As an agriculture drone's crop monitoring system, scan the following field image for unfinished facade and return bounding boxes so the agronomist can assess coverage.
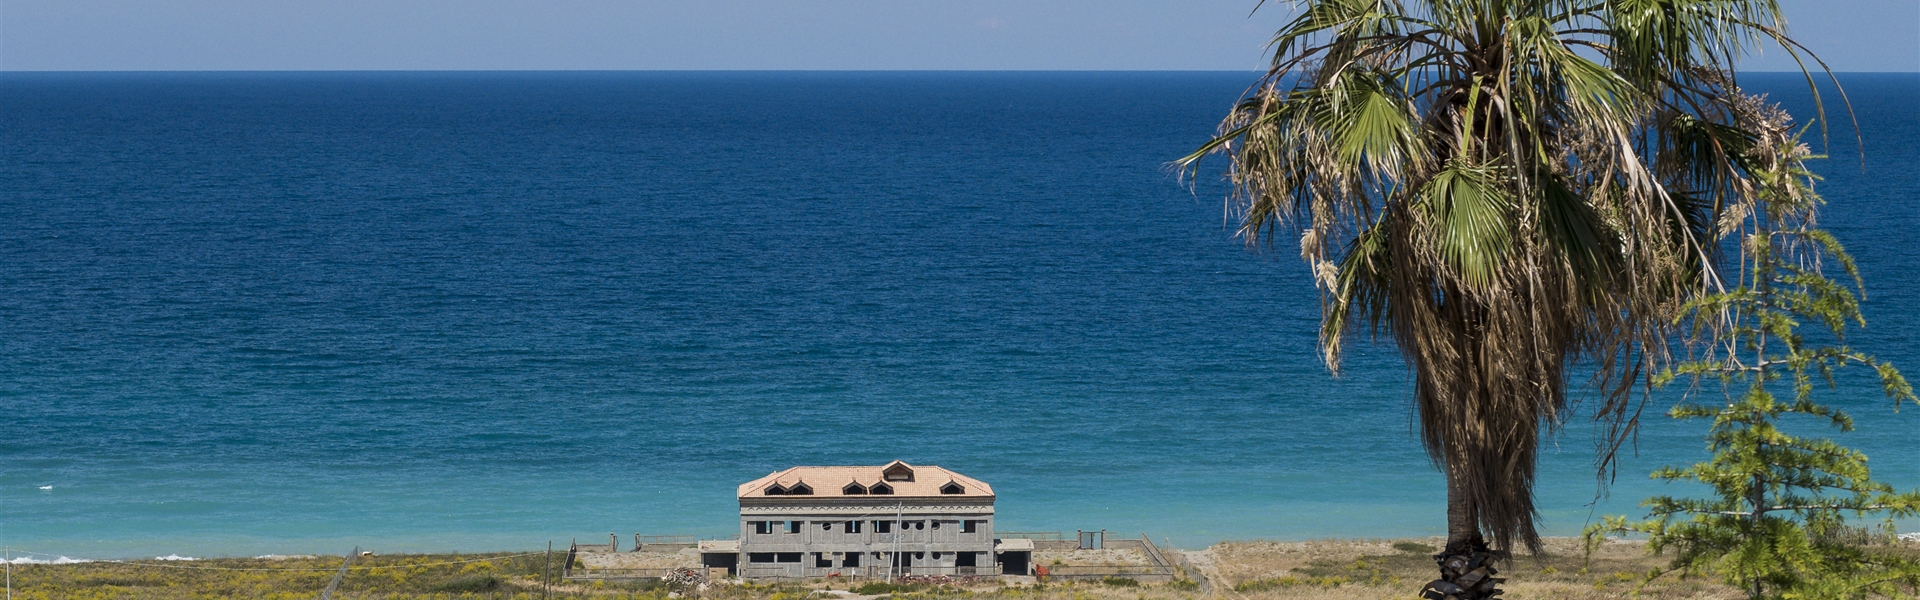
[722,461,1013,579]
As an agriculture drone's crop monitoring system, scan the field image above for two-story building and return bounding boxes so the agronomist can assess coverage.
[723,461,1006,579]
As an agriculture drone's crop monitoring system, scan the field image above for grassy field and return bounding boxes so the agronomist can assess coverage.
[0,551,608,600]
[1200,537,1738,599]
[10,537,1917,599]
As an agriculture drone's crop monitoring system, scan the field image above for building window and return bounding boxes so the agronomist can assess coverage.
[957,552,977,568]
[915,521,925,530]
[940,482,965,494]
[842,483,867,495]
[870,483,893,495]
[875,521,891,533]
[932,552,942,559]
[776,553,802,563]
[846,521,862,533]
[883,463,915,482]
[815,553,833,568]
[844,553,862,567]
[754,521,775,535]
[931,521,941,530]
[787,521,802,534]
[764,484,786,495]
[748,553,775,563]
[821,522,832,531]
[789,482,813,495]
[962,520,979,534]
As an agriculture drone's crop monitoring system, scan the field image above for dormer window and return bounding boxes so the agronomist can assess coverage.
[764,484,788,496]
[870,482,894,495]
[940,482,965,494]
[882,461,915,482]
[842,483,867,495]
[788,482,813,495]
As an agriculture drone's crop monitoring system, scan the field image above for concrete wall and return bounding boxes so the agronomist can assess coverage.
[1104,539,1145,552]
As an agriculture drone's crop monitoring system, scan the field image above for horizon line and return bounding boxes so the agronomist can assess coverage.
[5,68,1915,74]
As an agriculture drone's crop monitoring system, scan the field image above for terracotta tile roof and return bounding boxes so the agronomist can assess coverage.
[737,460,994,499]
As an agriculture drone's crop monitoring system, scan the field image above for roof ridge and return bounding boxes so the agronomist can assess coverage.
[738,464,992,499]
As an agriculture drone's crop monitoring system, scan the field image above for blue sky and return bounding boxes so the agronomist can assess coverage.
[2,0,1914,72]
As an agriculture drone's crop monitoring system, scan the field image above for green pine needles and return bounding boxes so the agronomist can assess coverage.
[1586,95,1920,599]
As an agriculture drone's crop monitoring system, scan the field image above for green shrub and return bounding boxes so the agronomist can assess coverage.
[1165,578,1199,590]
[1233,576,1300,591]
[77,576,166,588]
[852,581,926,595]
[1099,577,1139,587]
[431,573,502,592]
[1390,542,1434,555]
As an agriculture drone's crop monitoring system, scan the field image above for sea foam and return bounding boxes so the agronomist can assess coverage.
[4,556,91,565]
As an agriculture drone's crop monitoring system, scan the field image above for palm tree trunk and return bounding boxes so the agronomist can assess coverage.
[1422,465,1503,600]
[1445,466,1478,549]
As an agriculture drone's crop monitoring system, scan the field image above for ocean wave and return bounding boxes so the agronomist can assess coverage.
[4,556,91,565]
[152,554,198,561]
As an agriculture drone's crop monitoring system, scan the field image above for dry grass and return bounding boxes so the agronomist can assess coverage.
[1198,537,1741,599]
[23,536,1919,599]
[0,551,636,599]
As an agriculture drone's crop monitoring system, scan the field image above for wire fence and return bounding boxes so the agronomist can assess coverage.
[1156,544,1214,597]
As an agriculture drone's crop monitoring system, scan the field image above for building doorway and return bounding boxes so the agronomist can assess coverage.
[997,551,1028,575]
[701,551,738,576]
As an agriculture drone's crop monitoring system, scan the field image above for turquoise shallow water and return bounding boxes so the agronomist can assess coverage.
[2,72,1916,559]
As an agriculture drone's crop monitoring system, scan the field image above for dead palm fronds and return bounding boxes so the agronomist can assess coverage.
[1177,2,1840,592]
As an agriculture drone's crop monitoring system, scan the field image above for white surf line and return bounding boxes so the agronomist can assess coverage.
[1,549,547,571]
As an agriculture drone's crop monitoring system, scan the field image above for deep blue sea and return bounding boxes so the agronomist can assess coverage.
[3,71,1916,559]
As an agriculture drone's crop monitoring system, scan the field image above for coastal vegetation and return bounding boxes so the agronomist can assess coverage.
[1210,538,1755,598]
[24,538,1920,599]
[1179,0,1841,597]
[1586,93,1920,598]
[0,551,604,600]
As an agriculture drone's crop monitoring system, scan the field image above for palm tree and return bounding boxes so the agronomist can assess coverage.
[1178,1,1833,597]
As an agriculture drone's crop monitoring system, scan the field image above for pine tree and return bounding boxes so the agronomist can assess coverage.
[1586,94,1920,599]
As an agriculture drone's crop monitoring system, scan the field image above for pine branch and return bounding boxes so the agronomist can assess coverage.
[1589,94,1920,600]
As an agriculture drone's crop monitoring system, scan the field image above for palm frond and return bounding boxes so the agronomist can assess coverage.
[1179,0,1838,556]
